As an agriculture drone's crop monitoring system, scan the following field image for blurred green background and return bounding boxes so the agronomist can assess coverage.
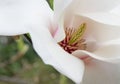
[0,0,74,84]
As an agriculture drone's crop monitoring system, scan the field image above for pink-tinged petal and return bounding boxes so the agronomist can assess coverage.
[0,0,53,35]
[81,59,120,84]
[53,17,66,42]
[53,0,74,42]
[73,39,120,63]
[29,27,84,83]
[54,0,73,42]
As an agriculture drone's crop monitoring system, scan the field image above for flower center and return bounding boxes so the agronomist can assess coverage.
[58,23,87,54]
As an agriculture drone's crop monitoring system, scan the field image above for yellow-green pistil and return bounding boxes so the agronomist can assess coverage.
[59,23,87,54]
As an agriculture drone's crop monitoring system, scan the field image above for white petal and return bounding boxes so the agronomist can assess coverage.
[54,0,72,21]
[68,0,120,13]
[73,38,120,63]
[53,0,73,42]
[0,0,53,35]
[80,12,120,26]
[81,59,120,84]
[93,39,120,62]
[111,5,120,16]
[29,27,84,83]
[68,14,120,43]
[63,0,120,27]
[63,14,120,62]
[55,0,120,43]
[53,16,66,42]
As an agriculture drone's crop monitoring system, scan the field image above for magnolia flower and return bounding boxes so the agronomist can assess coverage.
[0,0,120,84]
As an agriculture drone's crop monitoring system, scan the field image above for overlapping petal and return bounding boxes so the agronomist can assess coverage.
[54,1,120,83]
[63,0,120,28]
[29,27,84,83]
[68,13,120,63]
[53,0,74,42]
[54,0,120,43]
[80,15,120,42]
[55,0,120,17]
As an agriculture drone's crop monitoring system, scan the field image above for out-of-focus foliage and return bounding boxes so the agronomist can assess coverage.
[0,36,61,84]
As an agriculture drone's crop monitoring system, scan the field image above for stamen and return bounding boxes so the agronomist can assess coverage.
[68,23,86,45]
[58,23,87,54]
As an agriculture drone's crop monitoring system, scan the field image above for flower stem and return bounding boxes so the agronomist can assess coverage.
[59,74,68,84]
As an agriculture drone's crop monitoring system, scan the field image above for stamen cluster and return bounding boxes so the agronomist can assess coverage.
[58,23,87,54]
